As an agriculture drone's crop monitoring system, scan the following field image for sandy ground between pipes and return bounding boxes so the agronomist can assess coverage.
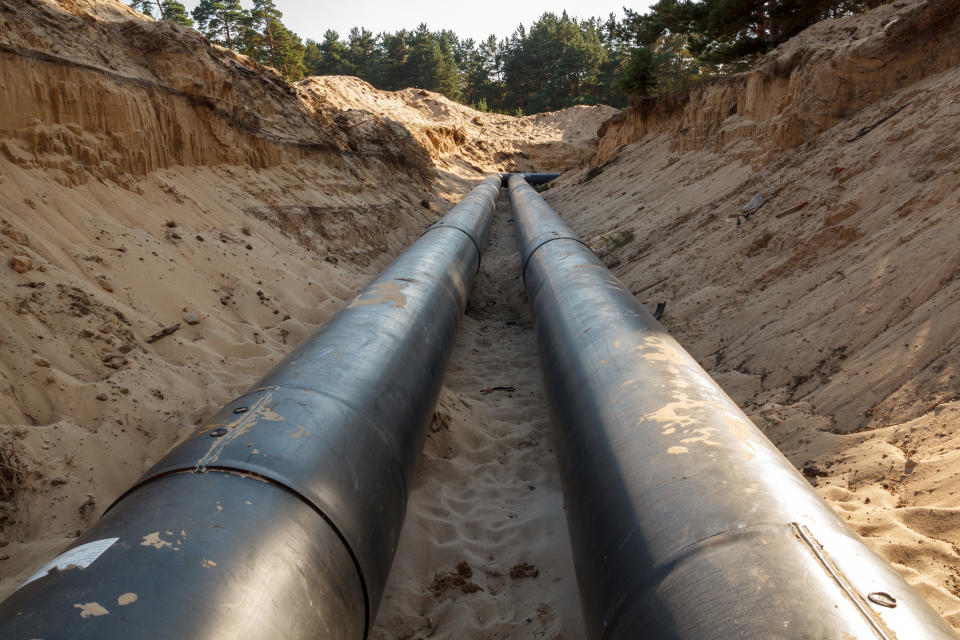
[371,192,585,638]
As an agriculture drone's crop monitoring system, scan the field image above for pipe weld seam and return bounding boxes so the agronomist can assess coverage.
[420,223,484,273]
[793,522,892,640]
[596,522,848,638]
[521,235,592,279]
[104,465,374,638]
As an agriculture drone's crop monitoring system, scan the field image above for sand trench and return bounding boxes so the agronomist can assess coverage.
[370,191,585,638]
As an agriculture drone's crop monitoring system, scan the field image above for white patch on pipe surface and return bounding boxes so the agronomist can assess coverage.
[20,538,119,588]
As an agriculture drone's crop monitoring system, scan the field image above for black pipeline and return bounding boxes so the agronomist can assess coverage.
[0,176,501,639]
[508,174,956,639]
[500,172,560,185]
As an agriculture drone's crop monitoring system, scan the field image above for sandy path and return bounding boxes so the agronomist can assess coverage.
[370,192,585,638]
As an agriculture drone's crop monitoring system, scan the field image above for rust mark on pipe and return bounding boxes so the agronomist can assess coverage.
[348,280,409,309]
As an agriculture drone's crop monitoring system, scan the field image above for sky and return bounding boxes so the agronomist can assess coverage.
[177,1,653,44]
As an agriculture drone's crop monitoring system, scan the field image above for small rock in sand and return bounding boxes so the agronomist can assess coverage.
[10,253,32,273]
[97,277,113,292]
[50,475,68,486]
[742,191,766,213]
[34,356,50,367]
[146,323,181,343]
[509,563,539,579]
[184,313,200,325]
[101,355,128,369]
[1,225,29,246]
[96,393,108,401]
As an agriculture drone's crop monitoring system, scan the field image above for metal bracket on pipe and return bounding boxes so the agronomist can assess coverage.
[421,223,484,272]
[420,176,501,274]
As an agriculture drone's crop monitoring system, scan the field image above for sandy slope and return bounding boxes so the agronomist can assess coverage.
[303,76,616,181]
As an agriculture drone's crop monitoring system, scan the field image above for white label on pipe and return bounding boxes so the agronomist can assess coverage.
[20,538,119,588]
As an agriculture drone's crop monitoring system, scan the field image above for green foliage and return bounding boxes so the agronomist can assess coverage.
[401,24,461,99]
[241,0,306,80]
[617,0,890,96]
[593,229,635,256]
[617,47,655,97]
[127,0,154,18]
[304,31,349,76]
[161,1,193,27]
[192,0,246,49]
[500,12,611,113]
[127,1,193,27]
[301,11,631,113]
[137,1,889,110]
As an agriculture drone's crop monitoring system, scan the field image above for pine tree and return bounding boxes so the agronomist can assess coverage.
[127,0,153,17]
[241,0,306,80]
[617,46,656,97]
[346,28,378,81]
[192,0,247,50]
[623,0,890,70]
[379,30,410,88]
[127,0,192,27]
[160,1,193,27]
[305,31,351,76]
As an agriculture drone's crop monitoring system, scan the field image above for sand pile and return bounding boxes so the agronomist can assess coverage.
[0,0,614,617]
[300,75,616,198]
[544,0,960,628]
